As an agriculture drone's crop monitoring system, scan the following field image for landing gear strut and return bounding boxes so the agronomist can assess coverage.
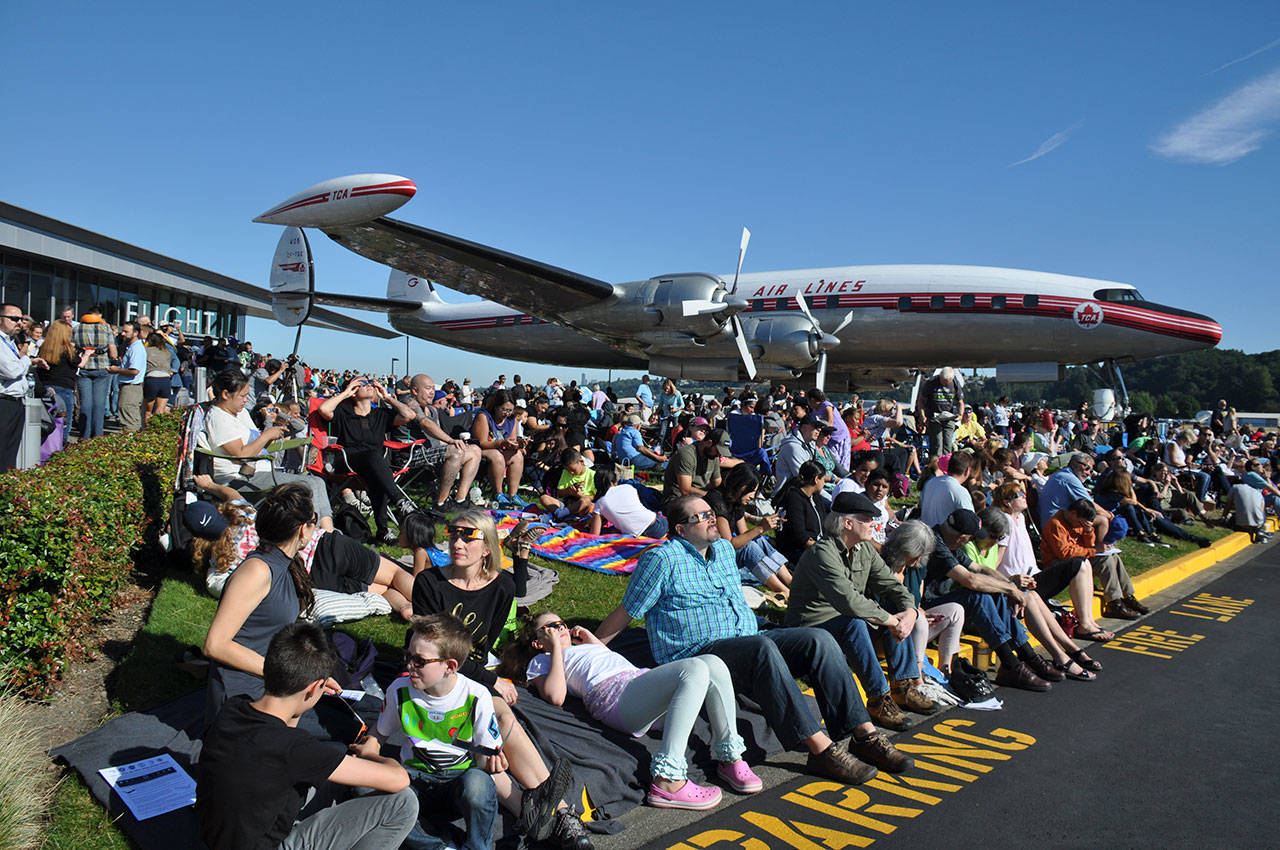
[1101,359,1130,419]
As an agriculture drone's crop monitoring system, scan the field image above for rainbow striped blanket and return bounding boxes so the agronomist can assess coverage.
[494,512,661,575]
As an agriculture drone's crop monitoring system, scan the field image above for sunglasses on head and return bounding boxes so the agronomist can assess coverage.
[447,525,485,541]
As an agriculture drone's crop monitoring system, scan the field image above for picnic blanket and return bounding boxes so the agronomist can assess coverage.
[494,511,662,575]
[49,630,815,850]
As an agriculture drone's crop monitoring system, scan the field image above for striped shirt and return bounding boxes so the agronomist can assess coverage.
[622,537,757,665]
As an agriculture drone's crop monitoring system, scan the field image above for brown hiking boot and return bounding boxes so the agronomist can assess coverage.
[891,679,939,715]
[806,742,878,785]
[993,660,1052,692]
[849,731,914,774]
[865,693,910,731]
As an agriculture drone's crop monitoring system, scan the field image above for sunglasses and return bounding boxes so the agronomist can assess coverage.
[404,654,447,669]
[682,509,716,525]
[539,620,568,632]
[447,525,485,541]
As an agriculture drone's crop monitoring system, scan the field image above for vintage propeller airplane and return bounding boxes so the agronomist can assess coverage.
[255,174,1221,396]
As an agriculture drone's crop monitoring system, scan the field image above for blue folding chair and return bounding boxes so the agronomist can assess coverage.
[727,413,773,478]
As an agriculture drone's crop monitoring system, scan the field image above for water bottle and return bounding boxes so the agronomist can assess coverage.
[469,485,483,505]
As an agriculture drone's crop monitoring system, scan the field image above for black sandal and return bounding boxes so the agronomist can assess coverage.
[1068,648,1103,672]
[1055,660,1096,681]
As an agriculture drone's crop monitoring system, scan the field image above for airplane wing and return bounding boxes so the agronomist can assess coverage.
[310,292,423,313]
[321,217,619,318]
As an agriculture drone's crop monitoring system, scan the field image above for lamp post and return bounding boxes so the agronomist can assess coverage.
[391,357,399,381]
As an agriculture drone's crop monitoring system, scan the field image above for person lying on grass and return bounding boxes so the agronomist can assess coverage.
[190,474,414,621]
[504,610,762,811]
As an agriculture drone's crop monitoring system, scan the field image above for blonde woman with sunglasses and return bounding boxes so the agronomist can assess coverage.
[408,509,594,847]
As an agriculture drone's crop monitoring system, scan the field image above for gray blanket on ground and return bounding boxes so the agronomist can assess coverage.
[49,629,817,850]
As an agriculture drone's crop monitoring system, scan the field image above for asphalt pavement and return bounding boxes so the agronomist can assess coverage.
[597,539,1279,850]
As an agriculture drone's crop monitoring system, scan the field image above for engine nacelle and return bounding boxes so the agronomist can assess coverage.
[645,273,730,339]
[747,316,819,369]
[648,356,740,381]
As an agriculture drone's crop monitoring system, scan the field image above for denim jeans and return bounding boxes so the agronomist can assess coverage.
[816,615,918,697]
[76,370,111,438]
[402,767,496,850]
[51,387,76,443]
[107,372,120,417]
[736,535,788,584]
[705,626,870,750]
[923,587,1029,648]
[617,655,745,781]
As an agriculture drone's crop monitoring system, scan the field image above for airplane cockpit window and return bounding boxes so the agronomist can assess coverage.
[991,295,1006,309]
[1093,288,1143,302]
[1023,294,1039,308]
[930,295,945,309]
[960,293,975,308]
[898,296,912,311]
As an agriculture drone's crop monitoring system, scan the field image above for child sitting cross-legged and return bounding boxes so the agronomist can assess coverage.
[371,614,574,850]
[196,622,417,850]
[505,611,763,810]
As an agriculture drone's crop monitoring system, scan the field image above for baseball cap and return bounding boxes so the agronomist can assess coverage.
[690,416,710,427]
[625,413,644,426]
[184,501,228,540]
[709,428,733,457]
[943,509,980,536]
[798,414,824,429]
[831,491,879,516]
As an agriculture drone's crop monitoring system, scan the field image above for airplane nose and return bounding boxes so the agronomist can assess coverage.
[1136,301,1222,346]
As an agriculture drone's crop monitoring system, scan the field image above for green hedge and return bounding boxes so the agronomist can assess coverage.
[0,414,182,697]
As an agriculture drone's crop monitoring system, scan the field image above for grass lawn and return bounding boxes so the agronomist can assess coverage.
[42,507,1233,848]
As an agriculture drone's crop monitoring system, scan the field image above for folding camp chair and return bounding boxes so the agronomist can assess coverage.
[727,412,774,478]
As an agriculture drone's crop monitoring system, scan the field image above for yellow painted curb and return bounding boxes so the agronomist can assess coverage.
[1130,532,1253,598]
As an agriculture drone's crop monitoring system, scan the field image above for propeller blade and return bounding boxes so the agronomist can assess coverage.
[815,351,827,392]
[681,299,728,318]
[794,293,818,328]
[830,310,854,336]
[730,227,751,295]
[731,315,757,380]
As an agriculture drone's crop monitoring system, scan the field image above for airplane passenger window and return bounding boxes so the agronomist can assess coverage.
[991,295,1006,309]
[1023,294,1039,308]
[960,293,975,308]
[898,296,912,311]
[930,295,945,309]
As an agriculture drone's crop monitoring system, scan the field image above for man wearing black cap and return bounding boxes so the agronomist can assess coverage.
[787,492,938,730]
[773,415,823,497]
[921,509,1059,691]
[661,427,731,502]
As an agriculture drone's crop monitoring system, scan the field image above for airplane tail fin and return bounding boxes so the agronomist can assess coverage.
[269,227,313,326]
[388,269,442,304]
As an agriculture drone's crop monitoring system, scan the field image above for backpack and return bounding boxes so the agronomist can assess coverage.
[329,631,378,691]
[891,472,911,499]
[333,503,371,543]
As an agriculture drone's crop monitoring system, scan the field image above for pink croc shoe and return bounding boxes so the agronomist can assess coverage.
[717,760,763,794]
[647,780,723,810]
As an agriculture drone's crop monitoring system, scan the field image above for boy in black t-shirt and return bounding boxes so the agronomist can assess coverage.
[197,623,417,850]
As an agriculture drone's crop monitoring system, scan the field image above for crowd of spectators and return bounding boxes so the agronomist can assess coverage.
[17,319,1278,849]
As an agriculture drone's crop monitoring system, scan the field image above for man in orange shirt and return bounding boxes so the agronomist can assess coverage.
[1042,499,1148,621]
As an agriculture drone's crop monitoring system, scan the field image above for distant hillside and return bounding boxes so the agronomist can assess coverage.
[958,349,1280,417]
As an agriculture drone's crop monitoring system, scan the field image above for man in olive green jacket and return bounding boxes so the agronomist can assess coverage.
[787,491,937,729]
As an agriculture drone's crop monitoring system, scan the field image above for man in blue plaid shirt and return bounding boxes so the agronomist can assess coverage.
[597,495,912,786]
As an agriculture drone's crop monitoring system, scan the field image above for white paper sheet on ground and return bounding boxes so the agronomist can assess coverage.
[98,754,196,821]
[962,696,1004,710]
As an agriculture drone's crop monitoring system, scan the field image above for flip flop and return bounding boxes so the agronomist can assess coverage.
[1073,626,1116,643]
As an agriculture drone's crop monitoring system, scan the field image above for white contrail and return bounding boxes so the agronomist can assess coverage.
[1209,37,1280,74]
[1009,120,1085,167]
[1152,67,1280,164]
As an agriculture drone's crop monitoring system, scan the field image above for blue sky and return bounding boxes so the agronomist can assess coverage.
[3,2,1278,383]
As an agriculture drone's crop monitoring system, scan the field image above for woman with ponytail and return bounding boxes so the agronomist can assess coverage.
[203,483,338,723]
